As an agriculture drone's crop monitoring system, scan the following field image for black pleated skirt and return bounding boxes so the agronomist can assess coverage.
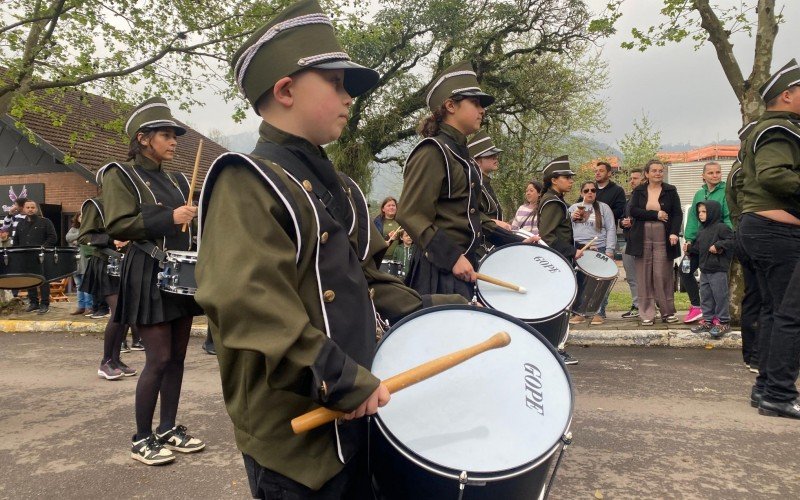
[80,255,120,298]
[114,245,203,326]
[404,251,474,300]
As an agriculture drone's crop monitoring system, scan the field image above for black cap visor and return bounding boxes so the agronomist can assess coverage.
[455,89,495,108]
[141,120,187,136]
[313,60,380,97]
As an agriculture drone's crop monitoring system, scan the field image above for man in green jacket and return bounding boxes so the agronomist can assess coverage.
[681,161,732,323]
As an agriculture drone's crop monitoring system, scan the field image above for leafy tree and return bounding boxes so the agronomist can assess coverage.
[326,0,619,191]
[621,0,784,123]
[0,0,291,135]
[617,112,662,174]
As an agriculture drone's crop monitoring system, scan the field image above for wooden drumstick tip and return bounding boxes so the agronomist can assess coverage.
[491,331,512,347]
[517,286,527,294]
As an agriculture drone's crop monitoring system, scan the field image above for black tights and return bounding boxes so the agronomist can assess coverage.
[134,316,193,439]
[101,294,127,364]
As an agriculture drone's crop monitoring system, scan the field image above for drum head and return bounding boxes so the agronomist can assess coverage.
[0,275,44,290]
[477,243,576,322]
[373,305,573,478]
[576,250,618,279]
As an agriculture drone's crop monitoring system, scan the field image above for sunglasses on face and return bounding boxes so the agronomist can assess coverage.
[582,188,596,193]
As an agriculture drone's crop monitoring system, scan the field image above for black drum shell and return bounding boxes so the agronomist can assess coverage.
[0,247,77,289]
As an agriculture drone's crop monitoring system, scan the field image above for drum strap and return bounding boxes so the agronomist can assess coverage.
[133,241,167,264]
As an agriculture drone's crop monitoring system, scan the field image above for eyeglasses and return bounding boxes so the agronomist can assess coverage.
[582,188,596,193]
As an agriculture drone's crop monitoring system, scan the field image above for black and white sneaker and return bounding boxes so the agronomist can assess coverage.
[559,350,579,366]
[120,342,131,353]
[130,341,145,351]
[621,306,639,319]
[156,425,205,453]
[131,434,175,465]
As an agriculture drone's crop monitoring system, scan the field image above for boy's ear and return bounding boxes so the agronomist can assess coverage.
[272,76,295,108]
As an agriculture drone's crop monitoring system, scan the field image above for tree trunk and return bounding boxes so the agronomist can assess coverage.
[0,0,47,116]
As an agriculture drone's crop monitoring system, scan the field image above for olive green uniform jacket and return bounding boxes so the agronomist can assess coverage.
[78,199,114,258]
[726,159,744,230]
[538,188,576,260]
[195,122,465,490]
[480,174,503,221]
[397,123,518,271]
[740,111,800,217]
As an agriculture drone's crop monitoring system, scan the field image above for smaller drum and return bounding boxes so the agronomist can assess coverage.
[476,243,577,323]
[379,259,403,278]
[157,251,197,295]
[107,254,123,277]
[571,250,619,316]
[0,247,46,289]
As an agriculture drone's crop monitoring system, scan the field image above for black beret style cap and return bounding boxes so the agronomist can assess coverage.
[124,96,186,139]
[426,61,495,112]
[542,155,574,178]
[468,130,503,158]
[232,0,379,110]
[760,58,800,103]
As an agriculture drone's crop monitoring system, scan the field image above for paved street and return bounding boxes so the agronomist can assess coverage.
[0,332,798,499]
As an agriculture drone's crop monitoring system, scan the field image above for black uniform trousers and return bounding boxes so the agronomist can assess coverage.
[27,283,50,306]
[738,213,800,403]
[735,239,763,367]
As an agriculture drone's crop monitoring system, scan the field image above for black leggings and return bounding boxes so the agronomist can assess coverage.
[134,316,193,439]
[101,294,128,364]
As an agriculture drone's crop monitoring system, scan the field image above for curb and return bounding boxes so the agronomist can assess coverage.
[0,320,208,336]
[1,320,743,348]
[570,328,742,348]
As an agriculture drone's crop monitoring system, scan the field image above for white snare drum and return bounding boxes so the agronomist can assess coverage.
[157,250,197,295]
[476,243,577,322]
[572,250,619,316]
[369,305,573,499]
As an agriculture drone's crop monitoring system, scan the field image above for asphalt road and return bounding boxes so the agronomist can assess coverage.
[0,333,798,499]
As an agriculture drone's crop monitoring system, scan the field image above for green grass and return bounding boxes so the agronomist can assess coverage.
[606,291,691,312]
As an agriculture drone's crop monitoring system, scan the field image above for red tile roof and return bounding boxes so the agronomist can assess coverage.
[657,144,740,163]
[3,81,226,183]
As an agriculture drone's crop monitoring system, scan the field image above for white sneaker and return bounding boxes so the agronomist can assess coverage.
[131,434,175,465]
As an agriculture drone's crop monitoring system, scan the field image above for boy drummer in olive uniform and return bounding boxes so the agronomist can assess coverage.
[195,0,465,496]
[737,58,800,419]
[469,130,512,258]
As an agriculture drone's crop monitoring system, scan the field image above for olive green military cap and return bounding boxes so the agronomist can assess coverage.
[124,96,186,139]
[542,155,574,178]
[232,0,379,110]
[426,61,495,112]
[760,58,800,103]
[468,130,503,158]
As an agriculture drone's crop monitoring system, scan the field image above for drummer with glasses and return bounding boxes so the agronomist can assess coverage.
[568,181,617,326]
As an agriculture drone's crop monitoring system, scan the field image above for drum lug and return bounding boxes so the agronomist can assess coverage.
[3,251,7,266]
[457,471,468,499]
[38,248,45,264]
[54,251,59,264]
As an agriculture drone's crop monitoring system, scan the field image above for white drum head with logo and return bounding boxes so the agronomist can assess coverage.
[477,243,576,322]
[576,250,618,279]
[373,306,573,477]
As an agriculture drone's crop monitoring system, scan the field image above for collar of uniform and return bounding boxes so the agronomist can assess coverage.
[439,123,467,147]
[546,187,565,200]
[258,121,326,159]
[761,110,800,121]
[135,154,162,171]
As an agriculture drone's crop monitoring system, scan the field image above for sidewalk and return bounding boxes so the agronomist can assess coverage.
[0,295,742,348]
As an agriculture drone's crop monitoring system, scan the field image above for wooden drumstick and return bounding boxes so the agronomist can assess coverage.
[291,331,512,434]
[476,272,527,294]
[579,236,597,252]
[181,139,203,233]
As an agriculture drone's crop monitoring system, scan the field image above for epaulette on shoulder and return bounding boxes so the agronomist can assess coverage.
[752,121,800,154]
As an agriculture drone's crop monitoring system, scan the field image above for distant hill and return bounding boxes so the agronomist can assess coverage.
[225,131,259,153]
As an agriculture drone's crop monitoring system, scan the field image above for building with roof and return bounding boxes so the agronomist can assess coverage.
[0,86,226,242]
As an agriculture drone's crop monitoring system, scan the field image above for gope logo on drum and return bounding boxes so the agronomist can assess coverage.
[532,256,561,274]
[524,363,544,415]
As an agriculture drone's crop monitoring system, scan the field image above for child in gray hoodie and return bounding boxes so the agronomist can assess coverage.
[689,200,735,338]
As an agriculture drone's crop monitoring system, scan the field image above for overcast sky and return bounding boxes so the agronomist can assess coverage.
[173,1,800,149]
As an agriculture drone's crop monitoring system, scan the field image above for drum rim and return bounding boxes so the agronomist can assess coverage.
[372,304,575,480]
[575,250,618,280]
[166,251,197,263]
[1,246,77,252]
[476,242,578,322]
